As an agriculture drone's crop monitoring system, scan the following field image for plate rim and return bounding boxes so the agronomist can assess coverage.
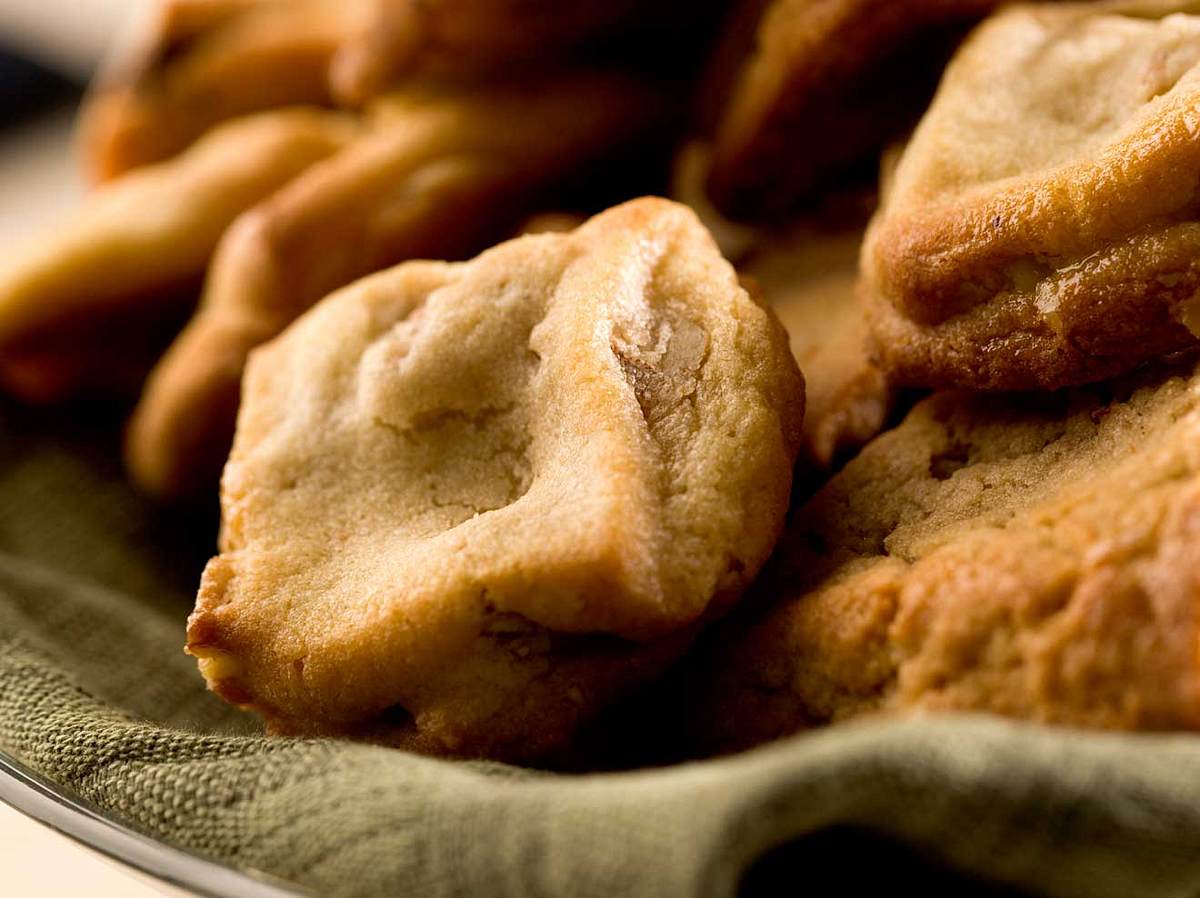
[0,748,308,898]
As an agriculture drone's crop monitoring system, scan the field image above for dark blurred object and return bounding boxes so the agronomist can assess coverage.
[0,44,80,129]
[741,826,1037,898]
[705,0,1003,222]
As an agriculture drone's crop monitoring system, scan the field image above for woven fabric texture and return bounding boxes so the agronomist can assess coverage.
[1,403,1199,898]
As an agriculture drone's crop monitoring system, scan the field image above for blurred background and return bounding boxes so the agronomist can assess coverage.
[1,0,129,81]
[0,0,133,243]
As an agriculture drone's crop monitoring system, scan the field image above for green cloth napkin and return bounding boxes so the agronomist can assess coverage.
[2,400,1200,898]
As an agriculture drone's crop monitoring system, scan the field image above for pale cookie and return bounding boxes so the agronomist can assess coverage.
[692,355,1200,754]
[669,138,889,469]
[186,197,805,762]
[81,0,355,181]
[865,1,1200,391]
[0,108,356,403]
[126,73,665,500]
[706,0,1007,220]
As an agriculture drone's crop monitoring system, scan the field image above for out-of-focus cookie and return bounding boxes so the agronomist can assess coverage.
[706,0,1005,220]
[670,141,762,263]
[741,227,892,470]
[329,0,646,105]
[865,1,1200,391]
[185,197,804,762]
[80,0,355,181]
[0,109,356,403]
[692,355,1200,754]
[515,212,587,236]
[126,73,667,500]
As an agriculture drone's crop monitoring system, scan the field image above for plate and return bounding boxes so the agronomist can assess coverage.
[0,749,306,898]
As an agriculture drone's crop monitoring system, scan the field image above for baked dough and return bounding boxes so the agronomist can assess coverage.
[126,74,665,499]
[0,108,356,403]
[329,0,647,104]
[706,0,1005,219]
[81,0,353,181]
[186,197,804,762]
[693,355,1200,753]
[865,1,1200,390]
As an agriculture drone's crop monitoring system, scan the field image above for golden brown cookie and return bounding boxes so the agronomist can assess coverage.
[706,0,1005,220]
[692,355,1200,755]
[864,1,1200,391]
[80,0,354,181]
[0,108,356,403]
[741,226,893,470]
[185,197,805,762]
[126,73,666,500]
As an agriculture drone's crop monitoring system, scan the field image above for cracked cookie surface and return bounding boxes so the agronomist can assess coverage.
[865,1,1200,391]
[125,73,664,500]
[692,354,1200,754]
[187,197,804,761]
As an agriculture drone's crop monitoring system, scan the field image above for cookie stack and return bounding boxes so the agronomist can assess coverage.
[695,0,1200,753]
[2,0,1199,764]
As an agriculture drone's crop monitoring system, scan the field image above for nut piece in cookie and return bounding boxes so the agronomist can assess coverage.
[741,226,893,471]
[0,109,356,403]
[692,356,1200,754]
[706,0,1005,220]
[865,1,1200,391]
[670,140,890,471]
[186,197,805,762]
[126,73,666,500]
[81,0,354,181]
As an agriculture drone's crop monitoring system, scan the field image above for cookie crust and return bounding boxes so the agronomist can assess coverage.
[188,197,804,761]
[864,1,1200,390]
[0,108,355,403]
[126,74,664,500]
[694,356,1200,753]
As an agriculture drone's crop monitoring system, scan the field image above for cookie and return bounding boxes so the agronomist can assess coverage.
[741,226,893,470]
[0,109,355,403]
[706,0,1004,220]
[81,0,352,181]
[692,355,1200,754]
[329,0,644,104]
[125,73,665,500]
[185,197,805,762]
[864,1,1200,391]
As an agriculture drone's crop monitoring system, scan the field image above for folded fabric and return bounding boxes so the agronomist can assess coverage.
[1,403,1200,898]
